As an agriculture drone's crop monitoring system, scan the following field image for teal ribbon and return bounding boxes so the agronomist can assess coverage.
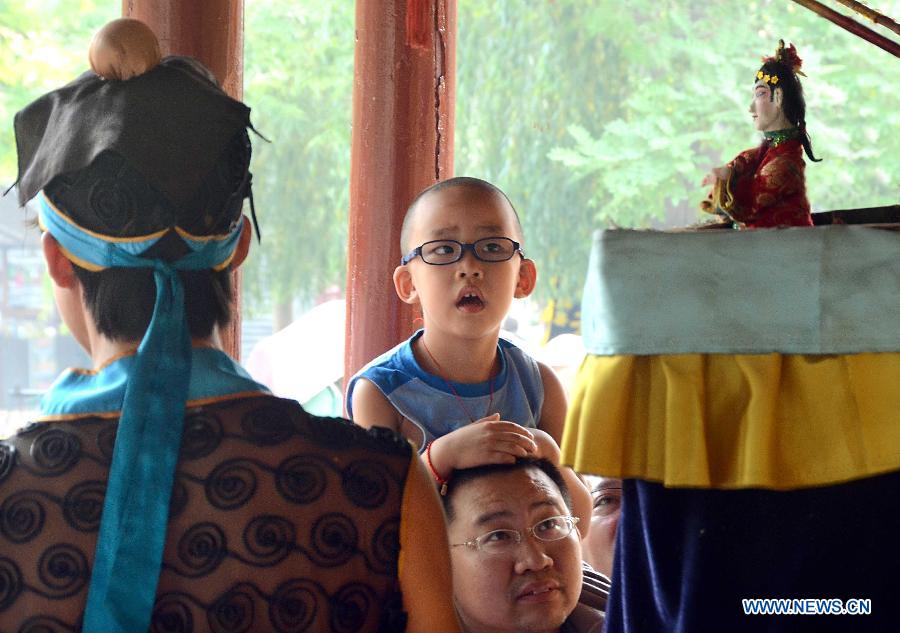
[84,262,190,631]
[38,195,247,631]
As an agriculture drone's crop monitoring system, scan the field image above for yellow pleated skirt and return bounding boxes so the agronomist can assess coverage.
[561,352,900,490]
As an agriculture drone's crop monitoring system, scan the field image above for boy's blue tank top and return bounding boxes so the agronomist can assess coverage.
[347,330,544,449]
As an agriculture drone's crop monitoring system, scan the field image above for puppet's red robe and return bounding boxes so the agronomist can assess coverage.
[727,138,813,228]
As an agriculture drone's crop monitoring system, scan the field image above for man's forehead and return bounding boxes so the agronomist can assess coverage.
[456,468,564,523]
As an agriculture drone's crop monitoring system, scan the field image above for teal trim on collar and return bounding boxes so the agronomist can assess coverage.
[40,347,269,419]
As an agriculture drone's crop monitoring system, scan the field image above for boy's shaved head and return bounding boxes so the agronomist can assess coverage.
[400,177,523,254]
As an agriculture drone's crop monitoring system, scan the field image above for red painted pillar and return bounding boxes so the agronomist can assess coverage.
[345,0,457,391]
[122,0,245,359]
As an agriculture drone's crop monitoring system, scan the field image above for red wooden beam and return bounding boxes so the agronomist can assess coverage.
[344,0,457,392]
[122,0,244,97]
[790,0,900,57]
[834,0,900,38]
[122,0,246,359]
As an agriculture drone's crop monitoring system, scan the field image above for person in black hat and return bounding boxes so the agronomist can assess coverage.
[0,18,458,632]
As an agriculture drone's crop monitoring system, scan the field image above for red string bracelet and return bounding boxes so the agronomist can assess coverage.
[425,441,449,496]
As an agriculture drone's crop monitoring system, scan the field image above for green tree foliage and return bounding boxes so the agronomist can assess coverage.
[546,0,899,232]
[0,1,113,179]
[457,0,899,309]
[0,1,358,320]
[2,1,896,321]
[0,2,113,340]
[455,0,630,307]
[243,1,355,317]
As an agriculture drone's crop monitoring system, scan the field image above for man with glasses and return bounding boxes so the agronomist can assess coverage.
[442,457,604,633]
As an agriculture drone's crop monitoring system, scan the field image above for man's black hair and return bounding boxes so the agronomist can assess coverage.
[441,457,572,523]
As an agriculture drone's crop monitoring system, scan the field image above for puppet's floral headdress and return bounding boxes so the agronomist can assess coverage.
[756,39,806,86]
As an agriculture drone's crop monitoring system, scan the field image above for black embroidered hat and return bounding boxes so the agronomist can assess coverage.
[12,19,254,237]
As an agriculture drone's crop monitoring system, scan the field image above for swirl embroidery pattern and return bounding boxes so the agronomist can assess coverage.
[0,396,412,632]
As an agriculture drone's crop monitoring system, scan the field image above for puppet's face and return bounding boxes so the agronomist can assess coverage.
[749,81,784,132]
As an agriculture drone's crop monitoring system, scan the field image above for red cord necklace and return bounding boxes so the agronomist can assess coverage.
[420,337,495,422]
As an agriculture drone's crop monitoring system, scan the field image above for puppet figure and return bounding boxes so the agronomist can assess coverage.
[701,40,820,228]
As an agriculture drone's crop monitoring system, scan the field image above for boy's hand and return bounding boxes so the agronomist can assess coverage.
[429,414,538,474]
[530,428,561,464]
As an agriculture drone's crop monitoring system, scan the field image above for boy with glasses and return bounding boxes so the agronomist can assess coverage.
[347,178,588,524]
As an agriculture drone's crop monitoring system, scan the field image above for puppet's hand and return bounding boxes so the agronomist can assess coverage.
[701,166,732,187]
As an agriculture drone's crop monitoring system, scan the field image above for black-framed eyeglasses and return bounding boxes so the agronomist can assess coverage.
[451,515,579,555]
[400,237,524,266]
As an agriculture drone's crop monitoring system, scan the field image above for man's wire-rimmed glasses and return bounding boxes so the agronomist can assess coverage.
[451,515,580,555]
[400,237,523,266]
